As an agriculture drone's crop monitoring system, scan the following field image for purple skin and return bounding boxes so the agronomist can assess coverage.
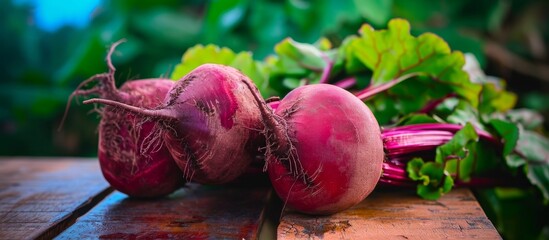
[246,82,385,215]
[66,40,185,198]
[85,64,264,184]
[98,79,185,198]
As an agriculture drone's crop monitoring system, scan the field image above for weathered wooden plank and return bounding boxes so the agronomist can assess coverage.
[0,158,111,240]
[278,188,501,239]
[56,184,272,239]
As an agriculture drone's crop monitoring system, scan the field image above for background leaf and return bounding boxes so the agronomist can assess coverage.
[354,0,393,27]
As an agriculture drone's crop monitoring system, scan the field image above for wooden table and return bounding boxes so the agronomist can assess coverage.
[0,158,501,239]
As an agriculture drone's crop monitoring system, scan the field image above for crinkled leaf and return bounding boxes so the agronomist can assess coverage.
[420,162,452,200]
[388,75,452,112]
[502,127,549,199]
[417,171,454,201]
[463,53,517,114]
[527,164,549,200]
[515,130,549,165]
[435,123,479,181]
[170,44,269,96]
[489,119,519,156]
[480,81,517,114]
[407,158,427,184]
[505,154,527,168]
[170,44,237,79]
[512,129,549,199]
[339,35,367,74]
[274,38,327,71]
[231,52,271,95]
[444,100,487,132]
[267,38,339,95]
[347,18,481,107]
[505,109,544,130]
[407,158,454,200]
[268,55,309,76]
[365,75,454,125]
[435,123,479,163]
[416,184,438,200]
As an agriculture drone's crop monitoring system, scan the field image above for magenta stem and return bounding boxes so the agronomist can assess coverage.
[382,123,500,146]
[377,123,512,189]
[332,77,356,89]
[355,73,420,101]
[318,53,333,84]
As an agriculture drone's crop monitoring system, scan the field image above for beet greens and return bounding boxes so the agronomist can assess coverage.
[70,17,548,216]
[172,19,548,201]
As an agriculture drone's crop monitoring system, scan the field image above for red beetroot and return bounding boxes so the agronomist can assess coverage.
[84,64,264,184]
[246,82,385,215]
[69,41,185,198]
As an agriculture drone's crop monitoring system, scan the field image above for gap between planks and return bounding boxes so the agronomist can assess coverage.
[33,187,113,240]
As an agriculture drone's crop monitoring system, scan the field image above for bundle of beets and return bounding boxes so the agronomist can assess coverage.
[65,19,548,216]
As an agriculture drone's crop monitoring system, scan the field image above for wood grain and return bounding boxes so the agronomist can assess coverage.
[56,184,271,239]
[278,188,501,240]
[0,158,111,240]
[0,157,502,240]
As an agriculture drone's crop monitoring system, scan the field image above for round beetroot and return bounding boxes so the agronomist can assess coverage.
[247,82,384,215]
[98,79,185,198]
[84,64,264,185]
[69,40,185,198]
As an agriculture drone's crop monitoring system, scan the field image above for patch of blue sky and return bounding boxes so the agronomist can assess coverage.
[13,0,101,32]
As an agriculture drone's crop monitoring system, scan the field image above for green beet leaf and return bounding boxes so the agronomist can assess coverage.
[463,53,517,114]
[435,123,479,181]
[479,81,517,114]
[505,109,544,131]
[407,158,454,200]
[527,164,549,200]
[417,174,454,201]
[346,18,481,107]
[266,38,342,95]
[407,157,428,184]
[511,129,549,199]
[170,44,270,96]
[489,119,519,156]
[444,100,487,132]
[435,123,479,164]
[274,38,327,71]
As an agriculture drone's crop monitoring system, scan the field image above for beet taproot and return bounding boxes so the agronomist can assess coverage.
[69,40,185,197]
[84,64,264,184]
[246,82,384,215]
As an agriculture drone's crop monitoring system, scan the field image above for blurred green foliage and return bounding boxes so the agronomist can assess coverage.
[1,0,547,238]
[1,0,547,156]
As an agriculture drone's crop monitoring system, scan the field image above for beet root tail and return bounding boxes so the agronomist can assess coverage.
[83,98,177,121]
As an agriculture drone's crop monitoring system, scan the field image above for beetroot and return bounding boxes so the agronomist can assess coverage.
[70,41,185,198]
[84,64,264,184]
[246,82,385,215]
[99,79,185,197]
